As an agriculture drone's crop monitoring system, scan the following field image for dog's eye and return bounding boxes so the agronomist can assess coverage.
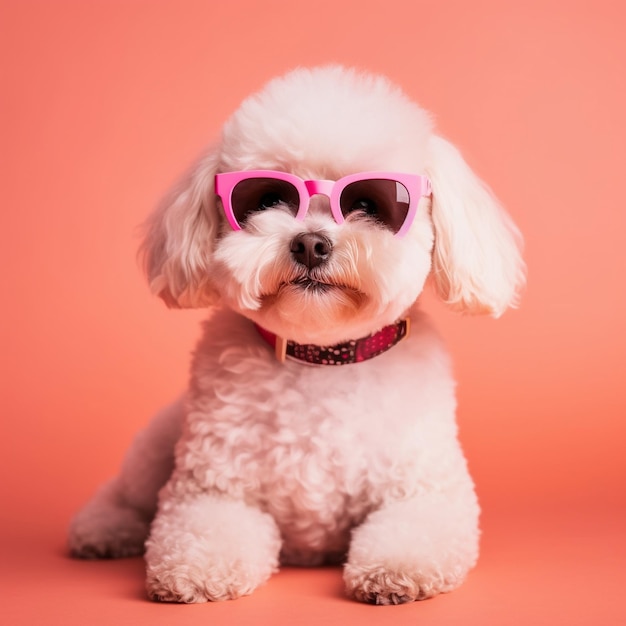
[339,179,409,234]
[258,192,283,210]
[348,199,379,216]
[231,178,300,225]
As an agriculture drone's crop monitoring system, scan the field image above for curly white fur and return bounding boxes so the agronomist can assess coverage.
[68,65,525,605]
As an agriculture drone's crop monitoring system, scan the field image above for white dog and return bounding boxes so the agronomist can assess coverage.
[68,66,525,605]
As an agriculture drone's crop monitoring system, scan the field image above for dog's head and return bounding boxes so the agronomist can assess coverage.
[142,66,525,344]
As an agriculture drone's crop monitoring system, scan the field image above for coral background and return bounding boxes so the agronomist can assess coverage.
[1,1,624,624]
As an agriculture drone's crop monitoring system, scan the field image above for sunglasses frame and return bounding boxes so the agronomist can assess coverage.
[214,170,432,238]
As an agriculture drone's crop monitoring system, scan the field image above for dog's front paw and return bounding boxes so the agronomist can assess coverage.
[145,495,282,602]
[344,492,479,604]
[344,563,449,605]
[146,558,270,603]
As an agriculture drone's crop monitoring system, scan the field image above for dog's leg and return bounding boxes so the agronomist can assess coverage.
[145,494,282,602]
[344,482,480,604]
[68,397,183,558]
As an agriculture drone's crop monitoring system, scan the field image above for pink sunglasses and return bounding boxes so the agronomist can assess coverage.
[214,170,432,237]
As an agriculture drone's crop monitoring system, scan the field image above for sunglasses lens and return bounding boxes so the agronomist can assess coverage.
[231,178,300,226]
[339,179,410,233]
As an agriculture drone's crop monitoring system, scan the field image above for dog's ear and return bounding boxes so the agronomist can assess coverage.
[425,136,526,317]
[139,149,221,308]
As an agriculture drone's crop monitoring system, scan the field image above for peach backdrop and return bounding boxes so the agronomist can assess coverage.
[1,1,625,625]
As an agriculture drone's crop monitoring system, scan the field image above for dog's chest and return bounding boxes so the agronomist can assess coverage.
[182,378,405,558]
[185,353,425,508]
[185,376,394,501]
[180,316,458,555]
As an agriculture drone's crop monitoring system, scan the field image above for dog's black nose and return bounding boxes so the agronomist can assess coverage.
[290,232,333,269]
